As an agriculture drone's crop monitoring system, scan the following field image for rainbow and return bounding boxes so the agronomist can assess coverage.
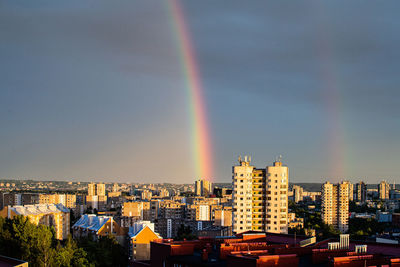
[312,2,348,182]
[168,0,214,181]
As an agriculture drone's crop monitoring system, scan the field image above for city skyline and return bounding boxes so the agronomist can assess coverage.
[1,0,400,183]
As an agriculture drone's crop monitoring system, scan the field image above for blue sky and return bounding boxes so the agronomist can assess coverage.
[1,0,399,184]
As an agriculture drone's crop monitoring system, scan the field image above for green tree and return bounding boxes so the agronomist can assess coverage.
[0,216,55,266]
[54,235,92,267]
[175,224,197,241]
[0,216,95,267]
[77,235,127,267]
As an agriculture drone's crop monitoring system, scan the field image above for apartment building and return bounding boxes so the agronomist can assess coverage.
[195,179,212,197]
[213,206,232,227]
[292,185,304,203]
[0,203,70,240]
[73,214,127,245]
[86,183,107,211]
[355,181,367,203]
[128,221,161,261]
[232,156,288,234]
[321,181,349,233]
[39,194,76,209]
[379,180,390,200]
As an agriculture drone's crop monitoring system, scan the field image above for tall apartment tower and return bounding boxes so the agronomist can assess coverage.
[88,183,96,196]
[293,185,304,203]
[195,179,212,197]
[343,181,354,201]
[355,181,367,203]
[86,183,107,211]
[232,156,288,234]
[96,183,106,196]
[88,183,106,196]
[266,160,289,234]
[321,181,349,233]
[232,156,254,233]
[379,181,390,200]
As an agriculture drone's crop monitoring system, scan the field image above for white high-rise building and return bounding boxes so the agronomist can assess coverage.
[232,156,289,234]
[232,156,254,233]
[321,181,349,233]
[265,160,289,234]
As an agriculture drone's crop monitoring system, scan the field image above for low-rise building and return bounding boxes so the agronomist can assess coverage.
[128,221,161,261]
[72,214,128,245]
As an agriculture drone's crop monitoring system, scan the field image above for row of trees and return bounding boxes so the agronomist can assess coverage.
[289,200,390,241]
[288,200,341,239]
[0,216,127,267]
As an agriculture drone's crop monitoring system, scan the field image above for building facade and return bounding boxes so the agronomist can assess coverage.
[232,156,288,234]
[321,181,349,233]
[86,183,107,211]
[379,180,390,200]
[0,203,70,240]
[292,185,304,203]
[195,179,212,197]
[355,181,367,203]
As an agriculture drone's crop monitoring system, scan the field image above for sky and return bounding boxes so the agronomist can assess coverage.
[0,0,399,184]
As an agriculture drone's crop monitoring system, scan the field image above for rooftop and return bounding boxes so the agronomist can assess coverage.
[10,203,69,216]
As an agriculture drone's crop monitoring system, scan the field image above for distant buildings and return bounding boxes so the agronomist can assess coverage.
[86,182,107,211]
[232,156,288,234]
[195,179,212,197]
[39,193,76,209]
[379,180,391,200]
[0,203,70,240]
[141,190,152,201]
[321,181,349,233]
[344,181,354,201]
[292,185,304,203]
[355,181,367,203]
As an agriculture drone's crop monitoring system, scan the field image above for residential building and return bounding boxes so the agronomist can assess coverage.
[355,181,367,203]
[232,156,288,234]
[38,194,76,209]
[195,179,212,197]
[213,206,232,227]
[321,181,349,233]
[292,185,303,203]
[344,181,354,201]
[128,221,161,261]
[0,203,70,240]
[86,183,107,211]
[141,190,152,201]
[232,156,254,233]
[379,180,391,200]
[73,214,128,245]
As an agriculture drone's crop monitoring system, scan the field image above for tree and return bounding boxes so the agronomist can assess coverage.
[0,216,55,266]
[76,235,128,267]
[175,224,197,241]
[0,216,94,267]
[54,235,92,267]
